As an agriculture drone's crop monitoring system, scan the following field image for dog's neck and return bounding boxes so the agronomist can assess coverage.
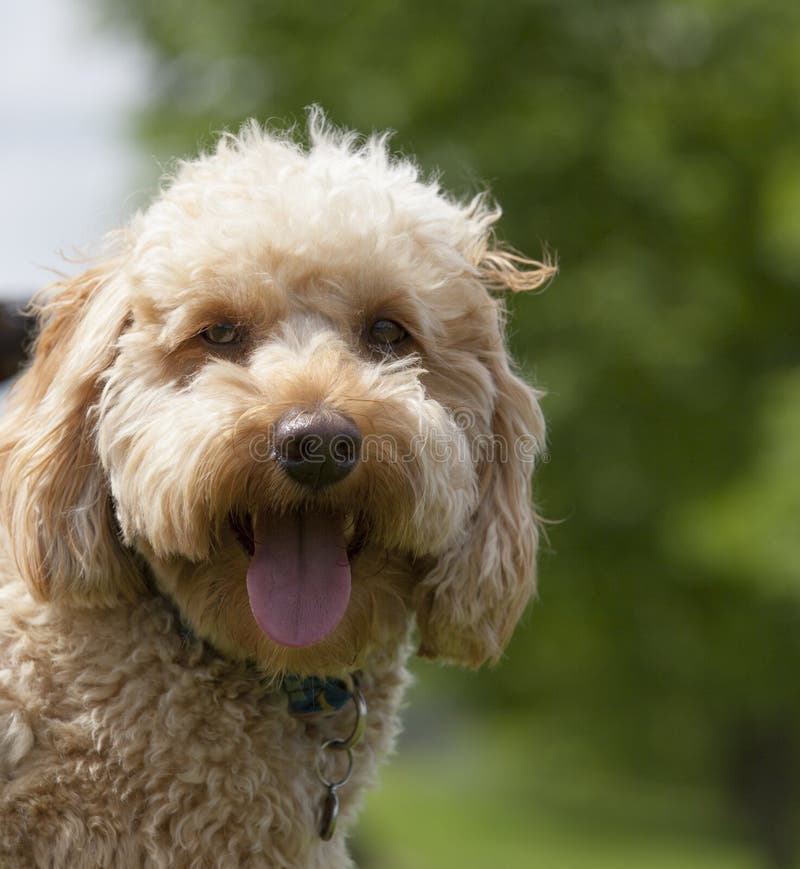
[159,583,368,837]
[164,590,358,699]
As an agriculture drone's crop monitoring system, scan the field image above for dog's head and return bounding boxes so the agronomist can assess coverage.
[1,113,553,675]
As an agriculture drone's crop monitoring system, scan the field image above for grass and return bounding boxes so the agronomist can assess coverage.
[354,712,759,869]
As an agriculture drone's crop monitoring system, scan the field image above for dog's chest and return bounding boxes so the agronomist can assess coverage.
[0,591,410,868]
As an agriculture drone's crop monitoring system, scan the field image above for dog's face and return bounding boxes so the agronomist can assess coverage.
[1,116,552,675]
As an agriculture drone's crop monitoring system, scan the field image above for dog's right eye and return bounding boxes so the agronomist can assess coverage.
[200,323,242,346]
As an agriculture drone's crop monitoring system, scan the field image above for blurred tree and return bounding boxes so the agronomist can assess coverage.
[98,0,800,864]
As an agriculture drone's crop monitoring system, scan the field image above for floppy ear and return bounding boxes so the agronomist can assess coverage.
[413,246,552,667]
[0,264,143,606]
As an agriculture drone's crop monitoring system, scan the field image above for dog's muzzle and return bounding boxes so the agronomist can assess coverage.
[273,409,362,488]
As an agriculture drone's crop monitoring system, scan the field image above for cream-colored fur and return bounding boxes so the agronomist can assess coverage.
[0,111,553,867]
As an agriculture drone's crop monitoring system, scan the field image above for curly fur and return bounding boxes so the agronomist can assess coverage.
[0,110,553,867]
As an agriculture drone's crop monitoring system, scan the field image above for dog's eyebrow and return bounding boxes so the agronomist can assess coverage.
[153,293,286,352]
[358,291,427,333]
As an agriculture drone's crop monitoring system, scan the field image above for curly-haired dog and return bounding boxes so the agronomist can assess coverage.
[0,112,553,867]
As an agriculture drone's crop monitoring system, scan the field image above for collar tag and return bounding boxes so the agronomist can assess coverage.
[283,673,368,841]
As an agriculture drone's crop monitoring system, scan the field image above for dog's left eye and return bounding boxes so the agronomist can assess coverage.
[201,323,242,346]
[368,319,408,349]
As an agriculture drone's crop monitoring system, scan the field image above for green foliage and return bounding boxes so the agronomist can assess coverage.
[678,370,800,595]
[98,0,800,864]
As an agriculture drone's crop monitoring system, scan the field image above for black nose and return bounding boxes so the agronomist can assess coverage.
[272,409,362,488]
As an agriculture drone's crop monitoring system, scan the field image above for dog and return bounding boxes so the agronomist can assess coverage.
[0,111,553,867]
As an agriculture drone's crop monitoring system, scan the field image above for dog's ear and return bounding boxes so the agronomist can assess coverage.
[0,264,143,606]
[413,245,552,668]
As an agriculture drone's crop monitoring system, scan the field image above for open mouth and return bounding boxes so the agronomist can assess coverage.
[230,511,367,649]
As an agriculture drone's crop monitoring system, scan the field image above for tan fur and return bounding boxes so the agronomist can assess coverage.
[0,112,551,866]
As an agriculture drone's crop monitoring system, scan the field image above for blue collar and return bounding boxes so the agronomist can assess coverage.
[282,674,356,716]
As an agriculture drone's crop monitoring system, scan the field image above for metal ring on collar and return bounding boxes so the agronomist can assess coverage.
[325,674,367,752]
[315,743,354,790]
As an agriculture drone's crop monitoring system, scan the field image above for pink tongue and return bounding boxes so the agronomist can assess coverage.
[246,512,351,648]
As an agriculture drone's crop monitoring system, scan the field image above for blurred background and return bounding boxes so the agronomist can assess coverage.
[2,0,799,866]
